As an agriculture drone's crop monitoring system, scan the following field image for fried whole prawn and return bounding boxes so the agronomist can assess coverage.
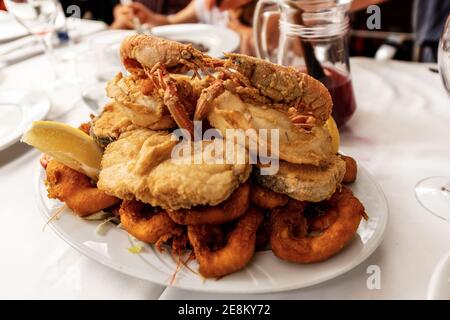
[119,200,186,251]
[194,53,334,166]
[120,34,219,77]
[166,182,250,225]
[195,53,332,127]
[118,35,220,135]
[119,35,334,162]
[45,160,120,217]
[188,206,263,278]
[224,53,332,126]
[270,187,366,263]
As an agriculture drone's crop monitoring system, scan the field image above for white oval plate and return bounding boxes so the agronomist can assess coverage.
[427,251,450,300]
[35,165,388,294]
[0,89,50,151]
[151,24,240,58]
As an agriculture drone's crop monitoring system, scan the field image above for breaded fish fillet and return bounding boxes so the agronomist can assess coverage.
[106,73,213,130]
[106,73,176,129]
[90,102,137,148]
[98,128,252,210]
[254,155,345,202]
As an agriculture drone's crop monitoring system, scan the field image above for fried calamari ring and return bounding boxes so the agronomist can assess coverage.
[187,206,263,278]
[166,183,250,225]
[270,187,366,263]
[250,183,289,209]
[341,155,357,184]
[303,198,341,233]
[119,200,186,251]
[255,215,271,250]
[307,208,338,233]
[45,160,120,217]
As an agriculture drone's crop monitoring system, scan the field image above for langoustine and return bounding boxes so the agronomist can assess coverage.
[114,34,220,135]
[120,34,220,77]
[194,53,335,165]
[118,35,335,166]
[196,53,333,127]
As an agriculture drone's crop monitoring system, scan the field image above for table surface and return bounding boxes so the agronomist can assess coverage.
[0,22,449,299]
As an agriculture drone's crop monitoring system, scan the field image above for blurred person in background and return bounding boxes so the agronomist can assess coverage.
[59,1,189,25]
[111,0,190,28]
[60,0,119,24]
[351,0,450,62]
[111,0,256,55]
[413,0,450,62]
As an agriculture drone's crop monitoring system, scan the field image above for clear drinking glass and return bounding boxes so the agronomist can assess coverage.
[415,15,450,222]
[4,0,59,61]
[5,0,82,118]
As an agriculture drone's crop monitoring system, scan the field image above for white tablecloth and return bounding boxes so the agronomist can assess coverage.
[1,37,449,299]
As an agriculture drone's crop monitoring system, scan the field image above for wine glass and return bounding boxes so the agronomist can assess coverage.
[415,14,450,222]
[4,0,59,57]
[5,0,81,117]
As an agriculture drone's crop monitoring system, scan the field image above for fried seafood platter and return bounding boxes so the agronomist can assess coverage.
[25,35,375,286]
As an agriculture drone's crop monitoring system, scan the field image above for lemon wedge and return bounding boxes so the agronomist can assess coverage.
[324,117,340,154]
[22,121,102,179]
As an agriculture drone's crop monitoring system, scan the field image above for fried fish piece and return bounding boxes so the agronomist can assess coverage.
[106,73,213,130]
[98,128,252,210]
[254,155,345,202]
[106,73,176,129]
[90,102,137,148]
